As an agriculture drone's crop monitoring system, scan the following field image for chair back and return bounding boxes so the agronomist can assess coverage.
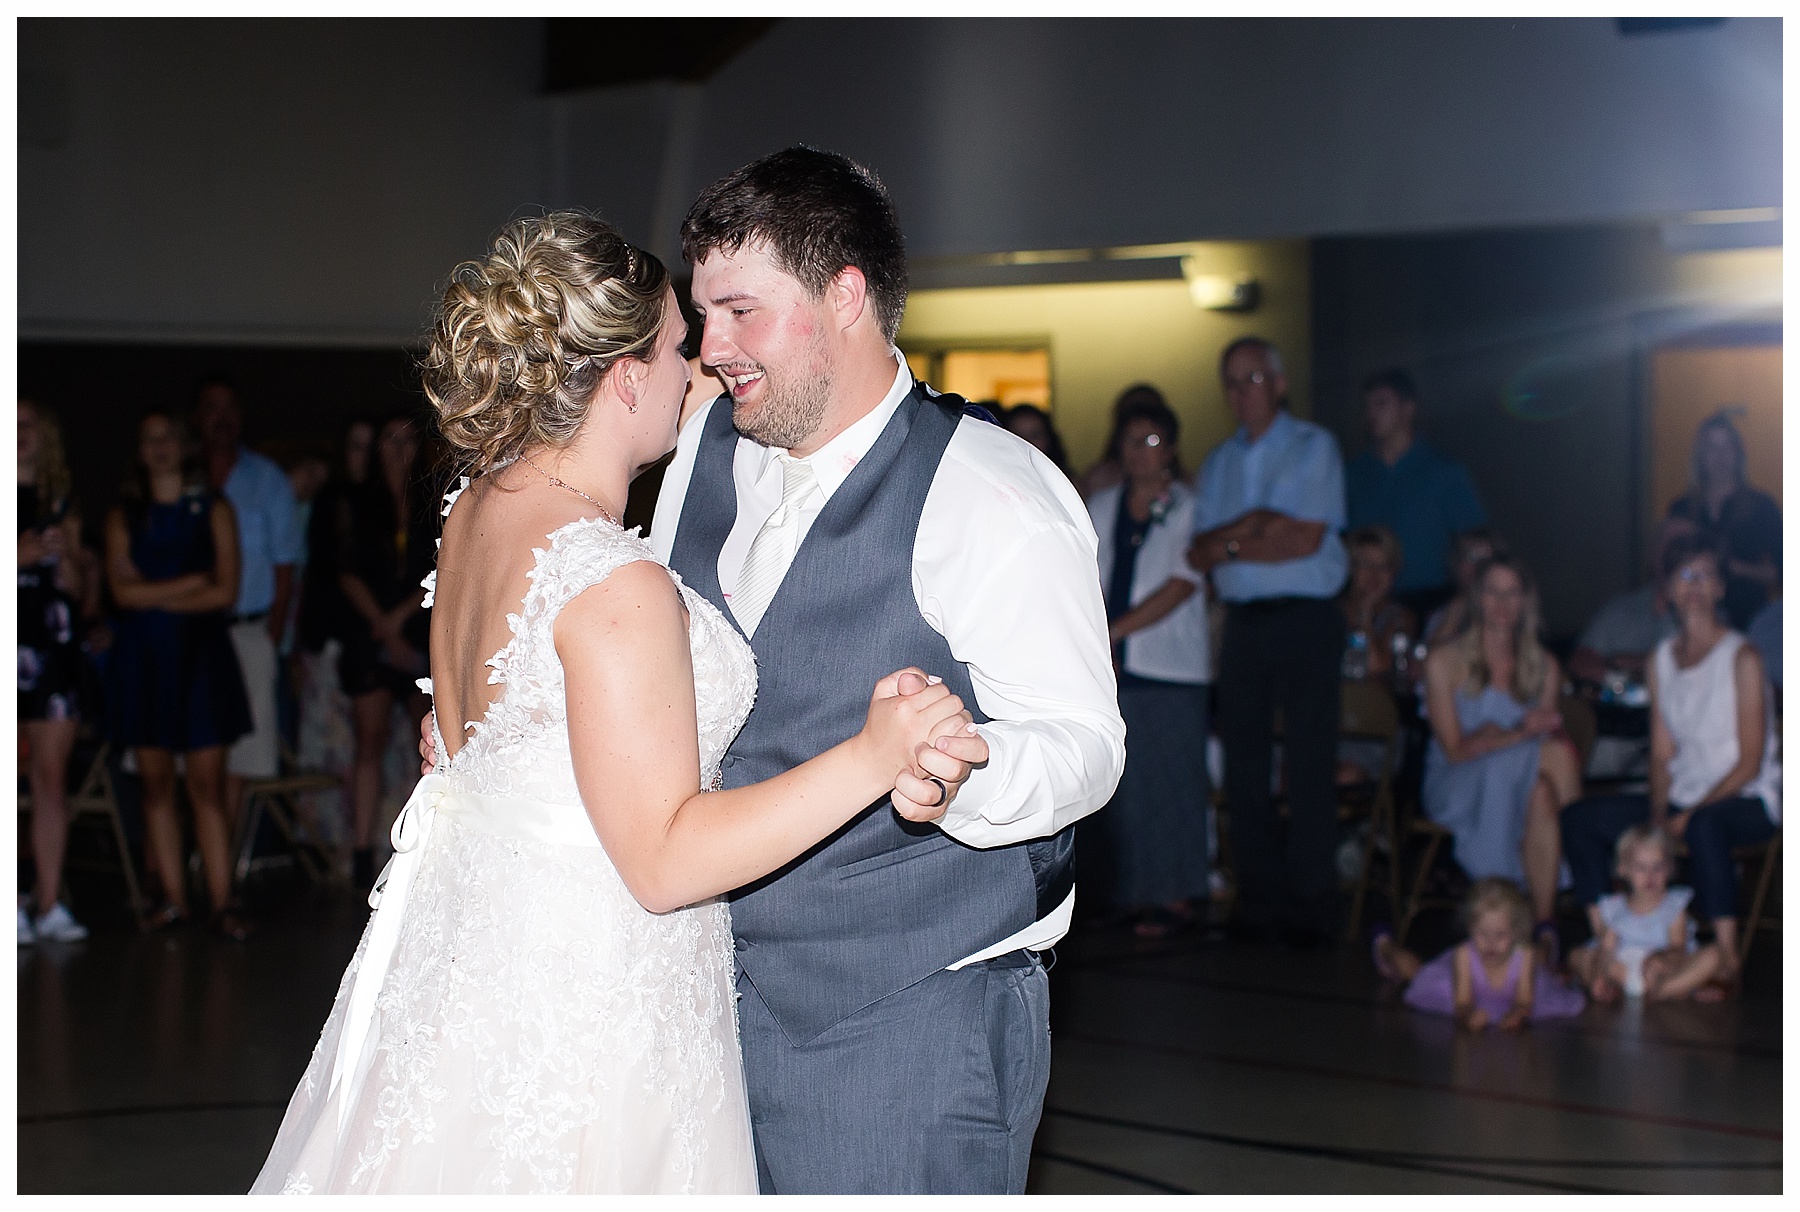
[1340,679,1400,742]
[1557,694,1597,768]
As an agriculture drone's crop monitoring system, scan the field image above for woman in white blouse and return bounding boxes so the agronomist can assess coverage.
[1561,532,1780,991]
[1089,395,1213,938]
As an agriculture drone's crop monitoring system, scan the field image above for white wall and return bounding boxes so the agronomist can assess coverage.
[17,18,1781,344]
[664,17,1780,262]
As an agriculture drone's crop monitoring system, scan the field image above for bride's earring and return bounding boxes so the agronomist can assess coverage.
[627,401,638,414]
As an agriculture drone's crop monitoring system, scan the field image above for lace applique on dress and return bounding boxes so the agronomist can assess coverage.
[250,493,758,1195]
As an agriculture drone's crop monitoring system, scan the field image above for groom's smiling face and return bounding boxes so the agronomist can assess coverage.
[692,241,836,454]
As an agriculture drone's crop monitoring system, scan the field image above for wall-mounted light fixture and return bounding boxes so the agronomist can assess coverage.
[1182,258,1260,311]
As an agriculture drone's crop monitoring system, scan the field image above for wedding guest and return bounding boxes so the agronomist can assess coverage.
[282,450,332,653]
[1420,553,1581,956]
[1080,383,1169,500]
[1187,336,1348,946]
[1567,825,1726,1003]
[1745,597,1780,693]
[337,412,436,891]
[1566,516,1696,690]
[1345,367,1487,620]
[291,419,375,858]
[1373,877,1584,1029]
[1666,410,1780,629]
[17,400,91,944]
[1560,532,1780,992]
[1088,394,1211,938]
[105,410,254,939]
[194,379,304,821]
[1003,404,1073,481]
[295,418,373,659]
[1423,527,1505,649]
[1340,525,1417,683]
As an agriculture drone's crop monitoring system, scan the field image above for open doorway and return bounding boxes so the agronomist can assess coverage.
[1649,336,1782,523]
[902,346,1051,412]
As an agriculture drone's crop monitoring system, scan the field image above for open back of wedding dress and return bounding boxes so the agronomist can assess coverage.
[252,501,759,1194]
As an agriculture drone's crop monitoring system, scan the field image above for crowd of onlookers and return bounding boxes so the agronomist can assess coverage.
[18,383,439,944]
[19,346,1783,1016]
[1002,337,1780,1017]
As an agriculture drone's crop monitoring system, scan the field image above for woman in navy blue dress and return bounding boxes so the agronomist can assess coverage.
[105,410,253,937]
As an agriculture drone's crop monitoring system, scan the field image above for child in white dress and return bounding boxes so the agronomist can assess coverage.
[1569,825,1726,1002]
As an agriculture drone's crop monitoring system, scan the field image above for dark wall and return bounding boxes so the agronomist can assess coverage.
[19,342,426,530]
[1310,222,1767,637]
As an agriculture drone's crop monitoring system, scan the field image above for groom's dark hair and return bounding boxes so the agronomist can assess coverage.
[681,146,908,343]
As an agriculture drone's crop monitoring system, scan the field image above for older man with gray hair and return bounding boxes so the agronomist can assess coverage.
[1188,335,1349,949]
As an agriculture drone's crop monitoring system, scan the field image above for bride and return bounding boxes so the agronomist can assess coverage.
[252,213,971,1194]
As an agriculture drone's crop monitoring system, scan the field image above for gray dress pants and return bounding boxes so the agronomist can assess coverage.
[737,949,1051,1194]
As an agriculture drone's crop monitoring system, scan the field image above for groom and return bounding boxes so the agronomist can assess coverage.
[652,147,1124,1194]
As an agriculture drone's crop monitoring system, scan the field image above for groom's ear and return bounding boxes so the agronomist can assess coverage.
[827,265,869,334]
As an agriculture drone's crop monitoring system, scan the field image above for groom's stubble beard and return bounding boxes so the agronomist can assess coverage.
[732,326,836,452]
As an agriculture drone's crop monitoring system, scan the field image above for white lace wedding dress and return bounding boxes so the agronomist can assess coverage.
[252,503,759,1194]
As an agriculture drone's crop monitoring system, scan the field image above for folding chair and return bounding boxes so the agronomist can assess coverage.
[19,740,147,926]
[1339,680,1401,940]
[233,744,343,888]
[1733,829,1781,970]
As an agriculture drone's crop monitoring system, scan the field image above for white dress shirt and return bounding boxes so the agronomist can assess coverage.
[651,355,1126,966]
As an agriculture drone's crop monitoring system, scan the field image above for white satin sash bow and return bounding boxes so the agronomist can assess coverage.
[325,774,603,1133]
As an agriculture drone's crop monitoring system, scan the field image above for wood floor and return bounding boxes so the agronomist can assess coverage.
[15,885,1783,1194]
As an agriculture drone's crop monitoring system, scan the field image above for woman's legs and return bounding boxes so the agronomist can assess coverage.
[182,746,234,915]
[23,719,79,918]
[1522,738,1583,924]
[1684,797,1777,976]
[350,688,395,849]
[1559,792,1649,911]
[136,748,187,915]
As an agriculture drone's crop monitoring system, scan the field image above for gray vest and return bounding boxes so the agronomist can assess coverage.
[669,385,1072,1044]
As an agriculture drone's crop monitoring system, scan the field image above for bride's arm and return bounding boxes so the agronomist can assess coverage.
[556,560,970,915]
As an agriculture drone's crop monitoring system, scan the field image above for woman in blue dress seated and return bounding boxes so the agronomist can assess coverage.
[1420,554,1582,959]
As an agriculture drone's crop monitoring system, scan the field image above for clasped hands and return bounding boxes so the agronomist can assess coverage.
[863,667,989,823]
[415,666,988,824]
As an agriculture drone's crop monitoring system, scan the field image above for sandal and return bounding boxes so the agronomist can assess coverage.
[140,902,190,933]
[1133,903,1200,940]
[1370,925,1404,983]
[1693,973,1739,1003]
[213,903,257,943]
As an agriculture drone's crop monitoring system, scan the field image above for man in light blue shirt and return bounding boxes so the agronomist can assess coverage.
[1187,336,1348,946]
[197,379,303,853]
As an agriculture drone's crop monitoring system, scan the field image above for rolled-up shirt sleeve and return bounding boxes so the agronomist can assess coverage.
[914,438,1126,849]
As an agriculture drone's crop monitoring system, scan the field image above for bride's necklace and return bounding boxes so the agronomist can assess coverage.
[519,453,620,525]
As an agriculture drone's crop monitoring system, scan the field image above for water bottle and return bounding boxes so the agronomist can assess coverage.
[1342,629,1369,680]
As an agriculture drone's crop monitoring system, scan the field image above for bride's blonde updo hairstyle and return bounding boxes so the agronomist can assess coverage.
[423,211,670,476]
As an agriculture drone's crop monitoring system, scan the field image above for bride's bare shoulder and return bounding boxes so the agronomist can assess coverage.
[553,557,686,656]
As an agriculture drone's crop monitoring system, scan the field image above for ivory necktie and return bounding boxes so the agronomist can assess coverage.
[730,455,819,637]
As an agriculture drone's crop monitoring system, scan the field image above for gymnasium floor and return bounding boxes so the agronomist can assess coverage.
[15,886,1784,1194]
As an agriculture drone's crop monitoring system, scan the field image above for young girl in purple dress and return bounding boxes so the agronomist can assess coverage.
[1374,878,1585,1030]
